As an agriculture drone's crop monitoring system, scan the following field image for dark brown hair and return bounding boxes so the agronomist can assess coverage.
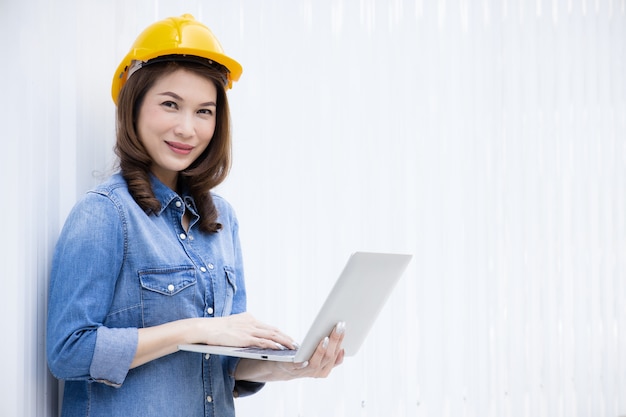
[115,59,232,233]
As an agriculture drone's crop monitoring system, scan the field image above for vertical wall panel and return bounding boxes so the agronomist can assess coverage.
[1,0,625,416]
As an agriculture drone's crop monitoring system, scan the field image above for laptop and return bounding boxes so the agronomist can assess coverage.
[178,251,413,362]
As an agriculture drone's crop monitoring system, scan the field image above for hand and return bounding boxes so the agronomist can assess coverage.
[277,321,346,379]
[198,312,296,350]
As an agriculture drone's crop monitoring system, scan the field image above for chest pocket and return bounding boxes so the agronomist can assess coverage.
[139,266,197,327]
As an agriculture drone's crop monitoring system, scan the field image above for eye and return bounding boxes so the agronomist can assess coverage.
[197,108,215,116]
[161,101,178,109]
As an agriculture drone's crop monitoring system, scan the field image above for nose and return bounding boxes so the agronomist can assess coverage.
[173,112,195,138]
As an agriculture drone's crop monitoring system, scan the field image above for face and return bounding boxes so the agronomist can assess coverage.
[137,68,218,190]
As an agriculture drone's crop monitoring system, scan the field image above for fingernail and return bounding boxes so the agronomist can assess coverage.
[300,361,309,369]
[275,342,287,350]
[292,341,301,349]
[322,336,329,349]
[336,321,346,335]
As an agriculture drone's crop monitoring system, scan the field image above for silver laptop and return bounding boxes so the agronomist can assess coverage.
[178,251,413,362]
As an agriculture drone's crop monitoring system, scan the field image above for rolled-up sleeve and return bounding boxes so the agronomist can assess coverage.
[90,327,138,387]
[225,357,265,398]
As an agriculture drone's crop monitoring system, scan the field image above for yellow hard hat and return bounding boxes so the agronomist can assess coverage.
[111,14,242,104]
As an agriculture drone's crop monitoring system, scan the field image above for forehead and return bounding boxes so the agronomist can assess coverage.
[148,68,218,100]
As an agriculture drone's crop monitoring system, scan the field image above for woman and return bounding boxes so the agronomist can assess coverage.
[46,14,344,417]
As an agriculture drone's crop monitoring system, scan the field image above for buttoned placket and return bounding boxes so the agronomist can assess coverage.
[175,200,189,241]
[202,259,216,415]
[173,197,217,316]
[173,197,219,415]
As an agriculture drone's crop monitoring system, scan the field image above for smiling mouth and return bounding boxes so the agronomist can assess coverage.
[165,141,194,155]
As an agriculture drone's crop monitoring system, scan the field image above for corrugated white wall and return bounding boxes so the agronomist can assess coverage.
[1,0,625,416]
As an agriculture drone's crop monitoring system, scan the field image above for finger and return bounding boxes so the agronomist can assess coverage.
[244,320,298,350]
[304,337,328,370]
[318,323,346,373]
[335,349,345,366]
[252,326,298,350]
[314,339,340,375]
[321,322,345,361]
[248,337,287,350]
[329,321,346,345]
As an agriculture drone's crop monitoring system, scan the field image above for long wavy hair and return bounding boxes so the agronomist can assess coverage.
[115,59,232,233]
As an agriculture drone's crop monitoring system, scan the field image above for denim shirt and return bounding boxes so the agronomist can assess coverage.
[47,173,263,417]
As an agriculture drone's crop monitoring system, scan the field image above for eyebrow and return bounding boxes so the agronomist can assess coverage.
[158,91,217,107]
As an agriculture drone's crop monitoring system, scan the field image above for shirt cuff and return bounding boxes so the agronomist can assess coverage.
[89,327,138,388]
[234,380,266,398]
[228,357,265,398]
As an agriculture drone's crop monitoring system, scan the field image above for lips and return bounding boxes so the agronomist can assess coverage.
[165,141,194,155]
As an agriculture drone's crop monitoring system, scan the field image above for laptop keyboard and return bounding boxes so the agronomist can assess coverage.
[235,347,298,356]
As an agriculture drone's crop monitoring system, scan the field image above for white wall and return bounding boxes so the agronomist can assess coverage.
[1,0,625,416]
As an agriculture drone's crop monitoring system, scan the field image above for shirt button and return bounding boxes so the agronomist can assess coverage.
[206,396,213,403]
[188,235,194,241]
[205,353,210,360]
[167,284,175,292]
[207,263,214,269]
[175,201,182,208]
[200,267,207,273]
[207,307,214,315]
[179,233,186,240]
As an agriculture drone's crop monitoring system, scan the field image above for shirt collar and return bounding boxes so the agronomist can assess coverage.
[149,174,189,216]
